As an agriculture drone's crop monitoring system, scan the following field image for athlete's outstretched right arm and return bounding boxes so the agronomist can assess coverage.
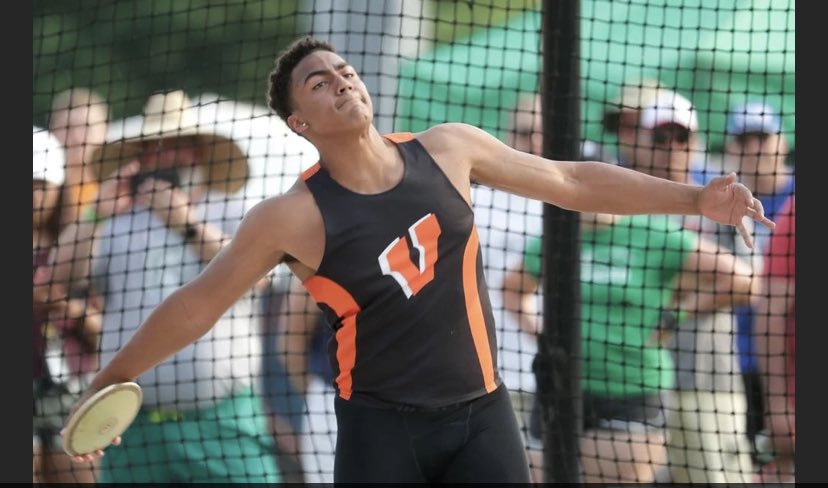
[63,195,293,461]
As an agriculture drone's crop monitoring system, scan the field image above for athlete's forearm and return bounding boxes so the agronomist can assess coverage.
[567,161,701,216]
[87,285,216,390]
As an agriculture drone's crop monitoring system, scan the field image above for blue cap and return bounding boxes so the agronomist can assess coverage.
[726,101,782,135]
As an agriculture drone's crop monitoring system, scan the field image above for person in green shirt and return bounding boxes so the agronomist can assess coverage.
[502,210,753,483]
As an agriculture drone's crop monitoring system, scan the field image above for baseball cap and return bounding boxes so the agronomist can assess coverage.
[639,91,698,131]
[33,126,65,185]
[726,101,782,135]
[602,78,665,132]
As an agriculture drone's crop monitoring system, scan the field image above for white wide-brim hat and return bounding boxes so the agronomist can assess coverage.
[90,90,249,194]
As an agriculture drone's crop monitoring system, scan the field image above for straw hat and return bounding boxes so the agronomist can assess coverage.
[90,90,249,194]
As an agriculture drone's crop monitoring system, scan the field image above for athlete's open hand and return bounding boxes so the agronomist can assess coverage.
[698,172,775,248]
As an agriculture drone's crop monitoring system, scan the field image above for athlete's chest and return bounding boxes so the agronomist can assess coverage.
[320,187,473,264]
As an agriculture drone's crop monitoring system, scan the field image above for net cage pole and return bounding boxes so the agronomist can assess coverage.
[539,0,583,483]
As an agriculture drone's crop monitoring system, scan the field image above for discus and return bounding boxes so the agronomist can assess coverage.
[62,382,143,457]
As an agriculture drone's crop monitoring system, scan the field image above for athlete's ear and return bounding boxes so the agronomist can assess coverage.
[288,114,308,134]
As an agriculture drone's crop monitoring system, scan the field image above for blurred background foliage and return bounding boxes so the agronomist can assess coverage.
[34,0,792,153]
[33,0,532,126]
[431,0,539,43]
[33,0,304,125]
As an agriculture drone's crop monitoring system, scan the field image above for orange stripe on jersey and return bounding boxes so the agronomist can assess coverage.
[383,132,415,143]
[461,226,498,393]
[302,162,321,181]
[303,275,361,400]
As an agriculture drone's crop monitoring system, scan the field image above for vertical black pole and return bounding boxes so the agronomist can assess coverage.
[538,0,582,483]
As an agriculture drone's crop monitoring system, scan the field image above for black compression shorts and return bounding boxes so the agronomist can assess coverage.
[333,384,531,483]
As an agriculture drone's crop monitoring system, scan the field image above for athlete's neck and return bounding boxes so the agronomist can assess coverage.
[313,125,404,194]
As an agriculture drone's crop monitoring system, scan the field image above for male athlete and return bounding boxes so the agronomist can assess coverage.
[65,37,774,483]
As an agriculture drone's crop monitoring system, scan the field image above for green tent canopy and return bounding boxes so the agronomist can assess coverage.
[395,0,794,152]
[395,10,543,139]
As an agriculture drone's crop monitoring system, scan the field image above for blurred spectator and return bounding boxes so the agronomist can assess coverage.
[32,127,100,483]
[259,276,333,482]
[106,92,322,482]
[276,279,334,399]
[754,195,795,482]
[48,88,109,226]
[509,93,611,162]
[502,87,754,483]
[624,90,704,182]
[723,101,795,463]
[500,93,611,481]
[46,89,110,419]
[629,93,756,482]
[48,91,281,483]
[503,208,751,483]
[724,101,793,197]
[186,95,327,482]
[601,78,666,167]
[507,84,656,482]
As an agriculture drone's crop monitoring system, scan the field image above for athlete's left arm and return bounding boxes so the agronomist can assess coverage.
[423,123,774,248]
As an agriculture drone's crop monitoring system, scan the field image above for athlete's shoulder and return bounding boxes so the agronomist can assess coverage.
[417,122,491,142]
[239,176,323,266]
[244,177,317,228]
[416,123,499,158]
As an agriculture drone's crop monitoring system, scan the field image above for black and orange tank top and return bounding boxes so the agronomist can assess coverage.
[301,133,501,409]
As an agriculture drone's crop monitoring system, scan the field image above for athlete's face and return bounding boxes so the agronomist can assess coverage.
[288,50,373,136]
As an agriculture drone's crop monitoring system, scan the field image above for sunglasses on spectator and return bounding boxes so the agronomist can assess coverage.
[733,131,770,146]
[651,126,691,145]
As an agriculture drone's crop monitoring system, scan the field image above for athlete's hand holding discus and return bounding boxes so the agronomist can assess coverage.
[61,382,142,463]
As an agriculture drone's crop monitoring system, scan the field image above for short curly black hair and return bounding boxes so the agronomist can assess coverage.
[267,37,337,123]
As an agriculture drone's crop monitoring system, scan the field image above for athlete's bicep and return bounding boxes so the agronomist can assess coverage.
[429,123,578,207]
[180,199,288,318]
